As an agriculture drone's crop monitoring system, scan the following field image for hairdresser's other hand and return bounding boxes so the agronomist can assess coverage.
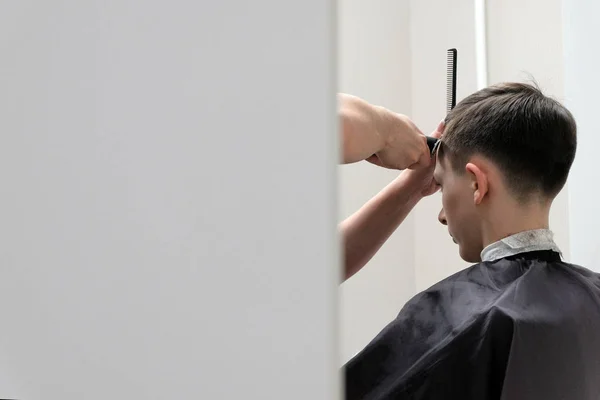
[340,94,429,169]
[365,112,430,170]
[402,120,445,197]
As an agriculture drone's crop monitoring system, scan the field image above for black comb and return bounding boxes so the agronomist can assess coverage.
[446,48,457,113]
[427,48,458,155]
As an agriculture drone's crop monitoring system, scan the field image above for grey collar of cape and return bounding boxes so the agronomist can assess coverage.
[480,228,562,262]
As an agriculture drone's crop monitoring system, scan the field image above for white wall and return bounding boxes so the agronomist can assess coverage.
[0,2,339,399]
[563,0,600,271]
[338,0,415,362]
[486,0,570,260]
[410,0,478,291]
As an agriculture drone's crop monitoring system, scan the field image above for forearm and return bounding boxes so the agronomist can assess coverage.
[339,93,389,163]
[341,172,423,280]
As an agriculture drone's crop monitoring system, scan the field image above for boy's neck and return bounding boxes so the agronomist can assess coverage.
[481,200,551,249]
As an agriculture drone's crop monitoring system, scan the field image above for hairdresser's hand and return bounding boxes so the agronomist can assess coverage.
[365,112,430,170]
[402,120,445,197]
[340,94,429,170]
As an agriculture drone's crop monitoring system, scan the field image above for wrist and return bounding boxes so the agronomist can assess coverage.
[373,105,395,149]
[392,170,425,205]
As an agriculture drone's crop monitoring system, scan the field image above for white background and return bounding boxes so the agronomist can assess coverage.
[563,0,600,271]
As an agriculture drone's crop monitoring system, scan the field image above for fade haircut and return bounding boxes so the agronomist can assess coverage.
[440,82,577,199]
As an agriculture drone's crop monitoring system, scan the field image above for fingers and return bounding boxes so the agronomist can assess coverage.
[431,120,445,139]
[366,154,385,168]
[418,146,431,168]
[408,136,432,170]
[411,120,445,169]
[367,118,445,170]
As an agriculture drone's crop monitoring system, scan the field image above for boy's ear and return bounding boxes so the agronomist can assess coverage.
[465,162,488,205]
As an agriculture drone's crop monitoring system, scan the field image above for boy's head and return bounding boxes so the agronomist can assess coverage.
[433,82,577,262]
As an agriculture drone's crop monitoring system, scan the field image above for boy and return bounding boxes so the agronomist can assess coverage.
[345,83,600,400]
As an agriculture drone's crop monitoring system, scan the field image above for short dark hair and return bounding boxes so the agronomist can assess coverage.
[440,82,577,199]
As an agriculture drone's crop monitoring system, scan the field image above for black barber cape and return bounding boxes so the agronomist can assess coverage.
[345,251,600,400]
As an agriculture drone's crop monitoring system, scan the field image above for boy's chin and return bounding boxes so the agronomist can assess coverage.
[459,246,483,263]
